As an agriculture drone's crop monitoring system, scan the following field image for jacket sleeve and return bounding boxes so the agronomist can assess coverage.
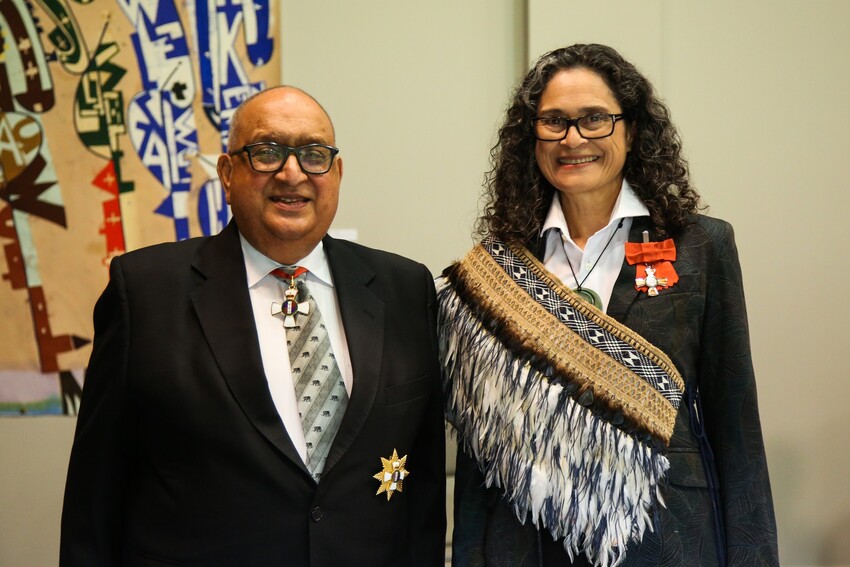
[697,221,779,566]
[60,256,134,566]
[407,264,448,566]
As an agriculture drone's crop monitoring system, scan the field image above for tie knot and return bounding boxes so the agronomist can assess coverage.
[271,266,308,281]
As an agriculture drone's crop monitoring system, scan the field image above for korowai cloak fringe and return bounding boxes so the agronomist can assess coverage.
[437,236,685,567]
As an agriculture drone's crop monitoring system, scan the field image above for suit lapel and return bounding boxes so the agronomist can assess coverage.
[321,236,385,474]
[607,217,655,322]
[190,222,307,473]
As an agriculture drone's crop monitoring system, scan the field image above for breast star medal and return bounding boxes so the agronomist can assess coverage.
[271,279,309,328]
[373,449,409,501]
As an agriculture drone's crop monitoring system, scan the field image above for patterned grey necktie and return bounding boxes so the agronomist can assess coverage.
[271,267,348,482]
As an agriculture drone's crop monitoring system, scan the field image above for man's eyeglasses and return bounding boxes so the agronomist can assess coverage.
[230,142,340,175]
[532,113,625,141]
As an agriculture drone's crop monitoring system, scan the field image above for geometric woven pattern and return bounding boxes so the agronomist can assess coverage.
[486,237,684,407]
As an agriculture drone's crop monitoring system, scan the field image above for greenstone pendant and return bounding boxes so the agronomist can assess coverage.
[576,287,603,310]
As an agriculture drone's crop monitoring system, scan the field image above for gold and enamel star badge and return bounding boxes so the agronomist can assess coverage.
[373,449,409,501]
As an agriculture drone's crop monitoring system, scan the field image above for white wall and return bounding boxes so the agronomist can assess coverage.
[0,418,74,566]
[530,1,850,565]
[280,1,526,273]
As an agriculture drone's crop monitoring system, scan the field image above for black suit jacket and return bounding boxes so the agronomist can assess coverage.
[451,215,778,567]
[60,222,446,567]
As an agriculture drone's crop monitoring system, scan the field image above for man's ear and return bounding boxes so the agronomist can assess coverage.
[217,154,233,204]
[336,155,343,181]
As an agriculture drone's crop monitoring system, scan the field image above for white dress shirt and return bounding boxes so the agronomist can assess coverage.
[239,235,353,465]
[541,180,650,313]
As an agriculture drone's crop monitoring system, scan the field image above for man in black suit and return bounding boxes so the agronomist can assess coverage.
[60,86,446,567]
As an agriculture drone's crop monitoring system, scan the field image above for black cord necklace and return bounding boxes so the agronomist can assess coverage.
[565,219,624,310]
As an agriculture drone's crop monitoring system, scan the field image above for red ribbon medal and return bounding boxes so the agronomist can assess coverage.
[270,267,310,327]
[624,237,678,296]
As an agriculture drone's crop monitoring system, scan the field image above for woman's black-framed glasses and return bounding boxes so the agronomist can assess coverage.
[532,113,625,141]
[231,142,340,174]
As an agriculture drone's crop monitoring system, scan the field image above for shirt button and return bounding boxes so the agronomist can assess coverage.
[584,263,593,270]
[311,507,323,522]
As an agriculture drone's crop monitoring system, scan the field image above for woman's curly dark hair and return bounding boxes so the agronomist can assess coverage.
[479,43,701,245]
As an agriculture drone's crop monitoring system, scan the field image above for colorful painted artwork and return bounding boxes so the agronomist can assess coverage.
[0,0,279,415]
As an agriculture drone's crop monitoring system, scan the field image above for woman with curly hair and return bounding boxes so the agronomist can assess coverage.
[438,44,778,567]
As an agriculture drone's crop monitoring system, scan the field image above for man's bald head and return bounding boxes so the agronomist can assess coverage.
[226,86,335,153]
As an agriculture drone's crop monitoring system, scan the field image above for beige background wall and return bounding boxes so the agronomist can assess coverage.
[2,1,848,566]
[280,1,527,270]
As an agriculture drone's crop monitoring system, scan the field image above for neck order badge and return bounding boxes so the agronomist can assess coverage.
[271,267,309,327]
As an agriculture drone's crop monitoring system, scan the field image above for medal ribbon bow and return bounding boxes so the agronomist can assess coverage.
[624,238,679,295]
